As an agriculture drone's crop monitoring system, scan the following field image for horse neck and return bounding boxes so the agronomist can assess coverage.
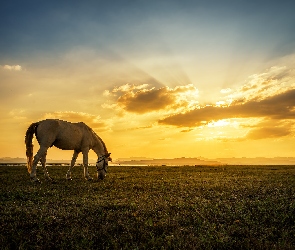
[93,144,105,156]
[92,133,108,157]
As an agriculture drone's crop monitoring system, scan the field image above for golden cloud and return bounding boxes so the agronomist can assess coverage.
[159,64,295,132]
[104,83,199,114]
[159,89,295,127]
[103,65,295,140]
[2,65,22,71]
[246,120,292,140]
[117,87,175,113]
[230,66,294,102]
[247,127,291,139]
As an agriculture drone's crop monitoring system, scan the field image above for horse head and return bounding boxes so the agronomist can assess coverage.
[96,153,111,180]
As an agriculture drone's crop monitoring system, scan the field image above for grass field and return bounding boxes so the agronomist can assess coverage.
[1,164,295,249]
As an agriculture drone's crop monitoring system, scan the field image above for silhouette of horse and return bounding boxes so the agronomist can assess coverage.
[25,119,111,182]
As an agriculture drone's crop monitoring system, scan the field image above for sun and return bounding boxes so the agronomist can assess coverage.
[193,118,245,141]
[208,119,231,127]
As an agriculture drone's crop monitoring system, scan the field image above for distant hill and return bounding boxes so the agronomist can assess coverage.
[115,157,295,166]
[0,157,26,163]
[215,157,295,165]
[115,157,221,166]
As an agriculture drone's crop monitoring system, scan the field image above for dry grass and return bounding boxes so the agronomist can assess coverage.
[1,165,295,249]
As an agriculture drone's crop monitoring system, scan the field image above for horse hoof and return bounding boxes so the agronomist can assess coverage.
[31,177,41,184]
[45,177,53,182]
[46,178,56,183]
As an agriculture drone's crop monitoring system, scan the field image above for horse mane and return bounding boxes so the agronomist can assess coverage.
[84,124,109,155]
[94,131,109,154]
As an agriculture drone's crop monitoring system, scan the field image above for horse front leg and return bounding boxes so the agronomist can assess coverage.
[66,150,79,180]
[82,148,92,181]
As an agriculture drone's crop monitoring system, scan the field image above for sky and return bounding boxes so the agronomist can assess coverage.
[1,0,295,161]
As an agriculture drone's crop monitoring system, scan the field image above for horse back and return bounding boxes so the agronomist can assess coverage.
[36,119,92,150]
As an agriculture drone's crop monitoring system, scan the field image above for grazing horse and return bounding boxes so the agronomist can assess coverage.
[25,119,111,182]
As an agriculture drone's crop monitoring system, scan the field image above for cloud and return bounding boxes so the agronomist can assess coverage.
[101,64,295,141]
[112,83,150,93]
[159,88,295,127]
[220,88,232,94]
[117,87,175,113]
[42,111,108,131]
[230,66,295,102]
[2,65,22,71]
[159,64,295,129]
[9,109,26,120]
[245,120,293,140]
[104,83,199,114]
[246,126,291,140]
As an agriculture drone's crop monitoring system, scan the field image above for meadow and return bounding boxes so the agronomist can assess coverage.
[0,164,294,249]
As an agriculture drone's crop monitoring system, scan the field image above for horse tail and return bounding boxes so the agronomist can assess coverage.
[25,122,39,173]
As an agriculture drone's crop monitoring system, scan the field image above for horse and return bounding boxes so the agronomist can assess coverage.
[25,119,111,182]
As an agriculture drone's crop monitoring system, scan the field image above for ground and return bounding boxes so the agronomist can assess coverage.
[1,164,295,249]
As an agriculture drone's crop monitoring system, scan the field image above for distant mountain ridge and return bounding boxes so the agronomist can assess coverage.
[115,157,221,166]
[115,157,295,165]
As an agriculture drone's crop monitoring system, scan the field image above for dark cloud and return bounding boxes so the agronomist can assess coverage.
[110,84,198,114]
[246,126,291,140]
[245,119,293,140]
[159,89,295,127]
[117,87,175,113]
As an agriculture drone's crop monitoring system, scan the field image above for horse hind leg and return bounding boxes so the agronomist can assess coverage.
[30,146,48,183]
[40,152,53,182]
